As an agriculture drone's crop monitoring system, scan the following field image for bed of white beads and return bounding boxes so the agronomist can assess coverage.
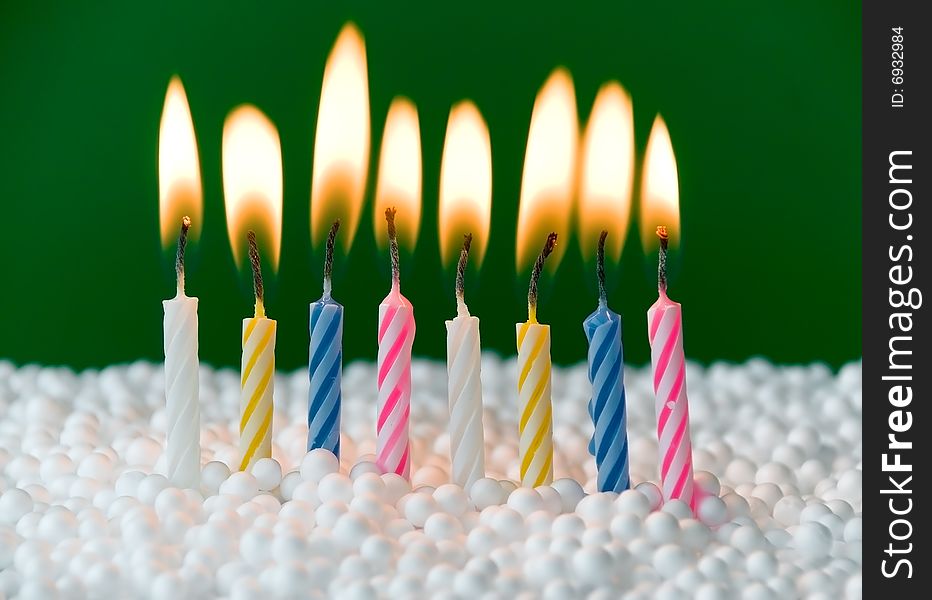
[0,357,861,599]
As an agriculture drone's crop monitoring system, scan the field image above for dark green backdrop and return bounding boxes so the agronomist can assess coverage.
[0,0,861,370]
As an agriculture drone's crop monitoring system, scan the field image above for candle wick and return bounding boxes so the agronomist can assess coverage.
[247,230,266,318]
[656,225,669,294]
[322,219,340,300]
[175,216,191,296]
[596,230,608,307]
[528,232,558,322]
[385,207,401,291]
[455,233,473,317]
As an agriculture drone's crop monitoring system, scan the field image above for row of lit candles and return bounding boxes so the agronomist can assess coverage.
[159,22,695,508]
[160,24,681,279]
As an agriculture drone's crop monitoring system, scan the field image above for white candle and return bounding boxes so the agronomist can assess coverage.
[445,234,485,489]
[162,217,200,488]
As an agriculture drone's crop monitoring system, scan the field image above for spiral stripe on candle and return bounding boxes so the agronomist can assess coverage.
[446,317,485,488]
[308,301,343,456]
[163,297,200,488]
[377,301,415,478]
[648,303,695,508]
[584,312,630,493]
[517,322,553,487]
[240,318,276,472]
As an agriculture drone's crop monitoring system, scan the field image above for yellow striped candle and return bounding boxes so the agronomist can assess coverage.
[239,231,277,472]
[516,233,557,487]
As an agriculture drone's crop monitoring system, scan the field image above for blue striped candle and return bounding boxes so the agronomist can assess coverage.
[583,231,629,493]
[308,221,343,456]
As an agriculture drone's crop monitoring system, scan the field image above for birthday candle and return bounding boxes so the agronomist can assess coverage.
[445,234,486,489]
[517,233,557,488]
[308,221,343,456]
[648,226,695,508]
[240,231,277,472]
[583,231,630,493]
[377,208,416,479]
[162,217,200,488]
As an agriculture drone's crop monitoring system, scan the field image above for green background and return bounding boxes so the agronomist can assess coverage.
[0,0,861,370]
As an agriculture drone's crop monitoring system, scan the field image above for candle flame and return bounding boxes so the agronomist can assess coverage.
[158,76,202,248]
[578,82,634,263]
[222,105,283,272]
[640,115,680,251]
[311,23,370,252]
[439,101,492,268]
[516,68,578,272]
[374,97,422,252]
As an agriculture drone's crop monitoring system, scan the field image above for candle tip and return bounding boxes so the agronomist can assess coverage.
[323,219,341,295]
[385,208,400,287]
[656,225,668,293]
[175,216,192,294]
[528,232,558,319]
[597,230,608,305]
[247,230,265,314]
[455,234,473,316]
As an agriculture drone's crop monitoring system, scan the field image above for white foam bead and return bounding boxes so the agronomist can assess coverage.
[799,502,831,524]
[572,546,613,585]
[507,488,545,518]
[240,528,273,566]
[315,500,348,530]
[350,493,386,522]
[608,513,640,541]
[0,489,33,524]
[679,519,711,550]
[433,484,469,517]
[251,458,282,492]
[200,461,230,495]
[614,490,650,519]
[333,512,375,548]
[634,482,662,511]
[403,493,439,528]
[661,499,693,520]
[381,473,411,505]
[318,473,353,504]
[412,466,448,489]
[731,524,767,554]
[490,507,526,542]
[300,449,340,483]
[843,517,861,542]
[552,514,585,538]
[550,479,585,513]
[644,512,680,545]
[652,544,691,579]
[360,534,398,567]
[291,481,320,505]
[469,478,505,510]
[278,471,302,502]
[219,472,259,501]
[693,471,721,497]
[353,473,386,499]
[523,552,567,587]
[349,461,381,480]
[793,522,833,561]
[577,493,616,527]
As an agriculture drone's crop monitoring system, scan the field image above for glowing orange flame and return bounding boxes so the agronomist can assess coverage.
[640,115,680,250]
[516,68,578,271]
[578,82,634,262]
[222,105,283,271]
[310,23,370,252]
[374,97,422,251]
[438,101,492,268]
[158,76,202,247]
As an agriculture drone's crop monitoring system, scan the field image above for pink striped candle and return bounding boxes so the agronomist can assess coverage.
[377,208,416,479]
[647,226,695,509]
